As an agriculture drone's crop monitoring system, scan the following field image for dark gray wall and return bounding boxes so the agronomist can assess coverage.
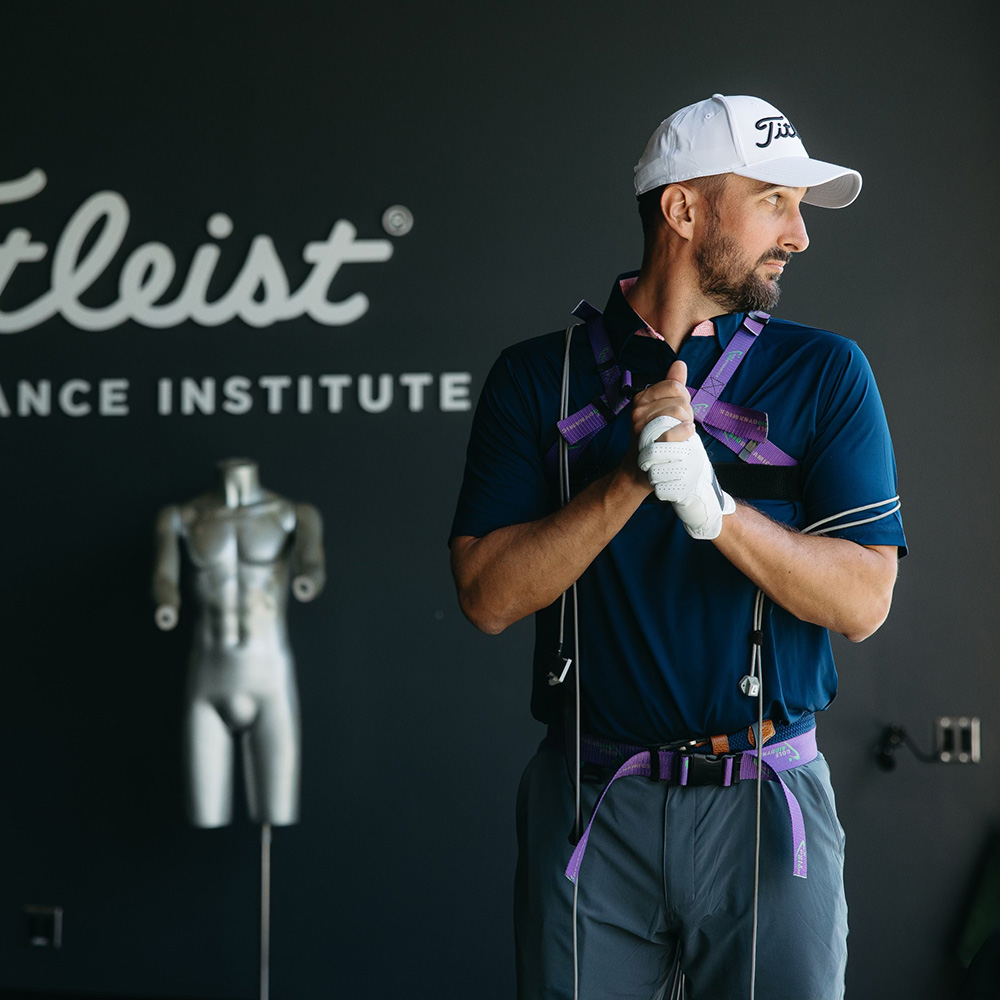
[1,2,996,998]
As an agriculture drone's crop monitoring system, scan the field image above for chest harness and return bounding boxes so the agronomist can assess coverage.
[547,299,799,489]
[549,301,900,1000]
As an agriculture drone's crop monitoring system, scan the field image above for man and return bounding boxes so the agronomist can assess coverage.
[449,94,905,999]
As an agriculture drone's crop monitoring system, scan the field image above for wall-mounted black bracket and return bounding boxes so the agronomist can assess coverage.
[876,724,935,770]
[877,719,982,770]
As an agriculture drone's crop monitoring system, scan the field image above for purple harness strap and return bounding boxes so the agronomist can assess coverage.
[553,303,796,470]
[691,312,797,467]
[554,303,633,457]
[564,729,817,885]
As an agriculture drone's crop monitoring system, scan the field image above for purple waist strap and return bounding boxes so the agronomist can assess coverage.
[564,728,818,885]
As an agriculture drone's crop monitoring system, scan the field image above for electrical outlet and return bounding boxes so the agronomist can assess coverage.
[935,717,981,764]
[24,905,62,948]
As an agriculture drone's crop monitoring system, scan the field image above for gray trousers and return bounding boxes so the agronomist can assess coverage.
[514,739,848,1000]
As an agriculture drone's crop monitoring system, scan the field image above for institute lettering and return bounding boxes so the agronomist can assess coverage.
[0,371,472,418]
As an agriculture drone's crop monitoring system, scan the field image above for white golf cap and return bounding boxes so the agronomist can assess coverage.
[634,94,862,209]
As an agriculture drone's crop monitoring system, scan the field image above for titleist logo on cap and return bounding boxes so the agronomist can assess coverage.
[754,116,798,149]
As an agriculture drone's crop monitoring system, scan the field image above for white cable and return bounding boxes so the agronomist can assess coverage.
[748,587,764,1000]
[807,504,901,536]
[571,582,581,1000]
[555,328,574,653]
[746,493,900,999]
[557,324,583,1000]
[572,878,580,1000]
[802,496,899,535]
[669,951,685,1000]
[558,329,582,850]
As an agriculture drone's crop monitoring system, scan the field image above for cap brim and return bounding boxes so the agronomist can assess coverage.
[734,157,862,208]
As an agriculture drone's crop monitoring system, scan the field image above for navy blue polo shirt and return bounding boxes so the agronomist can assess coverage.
[451,274,906,744]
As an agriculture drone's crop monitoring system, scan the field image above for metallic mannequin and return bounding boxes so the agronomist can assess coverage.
[153,458,325,828]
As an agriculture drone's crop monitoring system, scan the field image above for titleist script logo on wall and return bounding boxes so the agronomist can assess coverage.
[1,168,395,329]
[0,169,471,418]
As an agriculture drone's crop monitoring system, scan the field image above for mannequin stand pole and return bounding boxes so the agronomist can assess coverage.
[261,823,271,1000]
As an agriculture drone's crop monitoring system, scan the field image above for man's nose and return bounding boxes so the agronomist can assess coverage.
[783,208,809,253]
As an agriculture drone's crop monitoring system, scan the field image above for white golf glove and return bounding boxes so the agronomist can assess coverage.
[637,415,735,540]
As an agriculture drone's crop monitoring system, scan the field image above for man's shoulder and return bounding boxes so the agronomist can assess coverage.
[754,316,883,414]
[498,328,571,364]
[763,315,855,349]
[759,315,866,368]
[485,328,576,393]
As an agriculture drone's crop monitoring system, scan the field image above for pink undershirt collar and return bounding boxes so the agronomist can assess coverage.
[619,276,715,341]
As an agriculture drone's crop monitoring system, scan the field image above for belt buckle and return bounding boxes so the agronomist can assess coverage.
[676,748,741,788]
[648,739,698,782]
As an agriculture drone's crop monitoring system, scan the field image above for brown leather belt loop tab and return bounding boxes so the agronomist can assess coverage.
[747,719,776,748]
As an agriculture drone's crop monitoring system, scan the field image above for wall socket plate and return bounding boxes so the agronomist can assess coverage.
[934,716,981,763]
[24,905,63,948]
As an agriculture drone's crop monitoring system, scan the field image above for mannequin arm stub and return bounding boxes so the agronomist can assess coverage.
[153,505,182,629]
[291,503,326,602]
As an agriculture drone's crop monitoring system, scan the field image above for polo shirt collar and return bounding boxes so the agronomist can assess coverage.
[601,271,744,354]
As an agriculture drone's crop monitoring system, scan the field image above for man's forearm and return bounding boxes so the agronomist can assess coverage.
[451,467,649,634]
[712,502,898,642]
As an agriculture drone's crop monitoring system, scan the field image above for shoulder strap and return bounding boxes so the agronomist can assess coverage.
[691,312,797,467]
[690,311,769,414]
[548,304,633,468]
[555,317,632,449]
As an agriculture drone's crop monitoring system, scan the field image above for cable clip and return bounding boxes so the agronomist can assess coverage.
[547,654,572,686]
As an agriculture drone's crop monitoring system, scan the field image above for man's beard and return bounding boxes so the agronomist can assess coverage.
[695,218,789,313]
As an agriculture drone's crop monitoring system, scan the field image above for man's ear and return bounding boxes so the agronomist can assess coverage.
[660,183,699,241]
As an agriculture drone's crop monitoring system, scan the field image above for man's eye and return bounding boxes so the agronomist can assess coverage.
[765,194,779,205]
